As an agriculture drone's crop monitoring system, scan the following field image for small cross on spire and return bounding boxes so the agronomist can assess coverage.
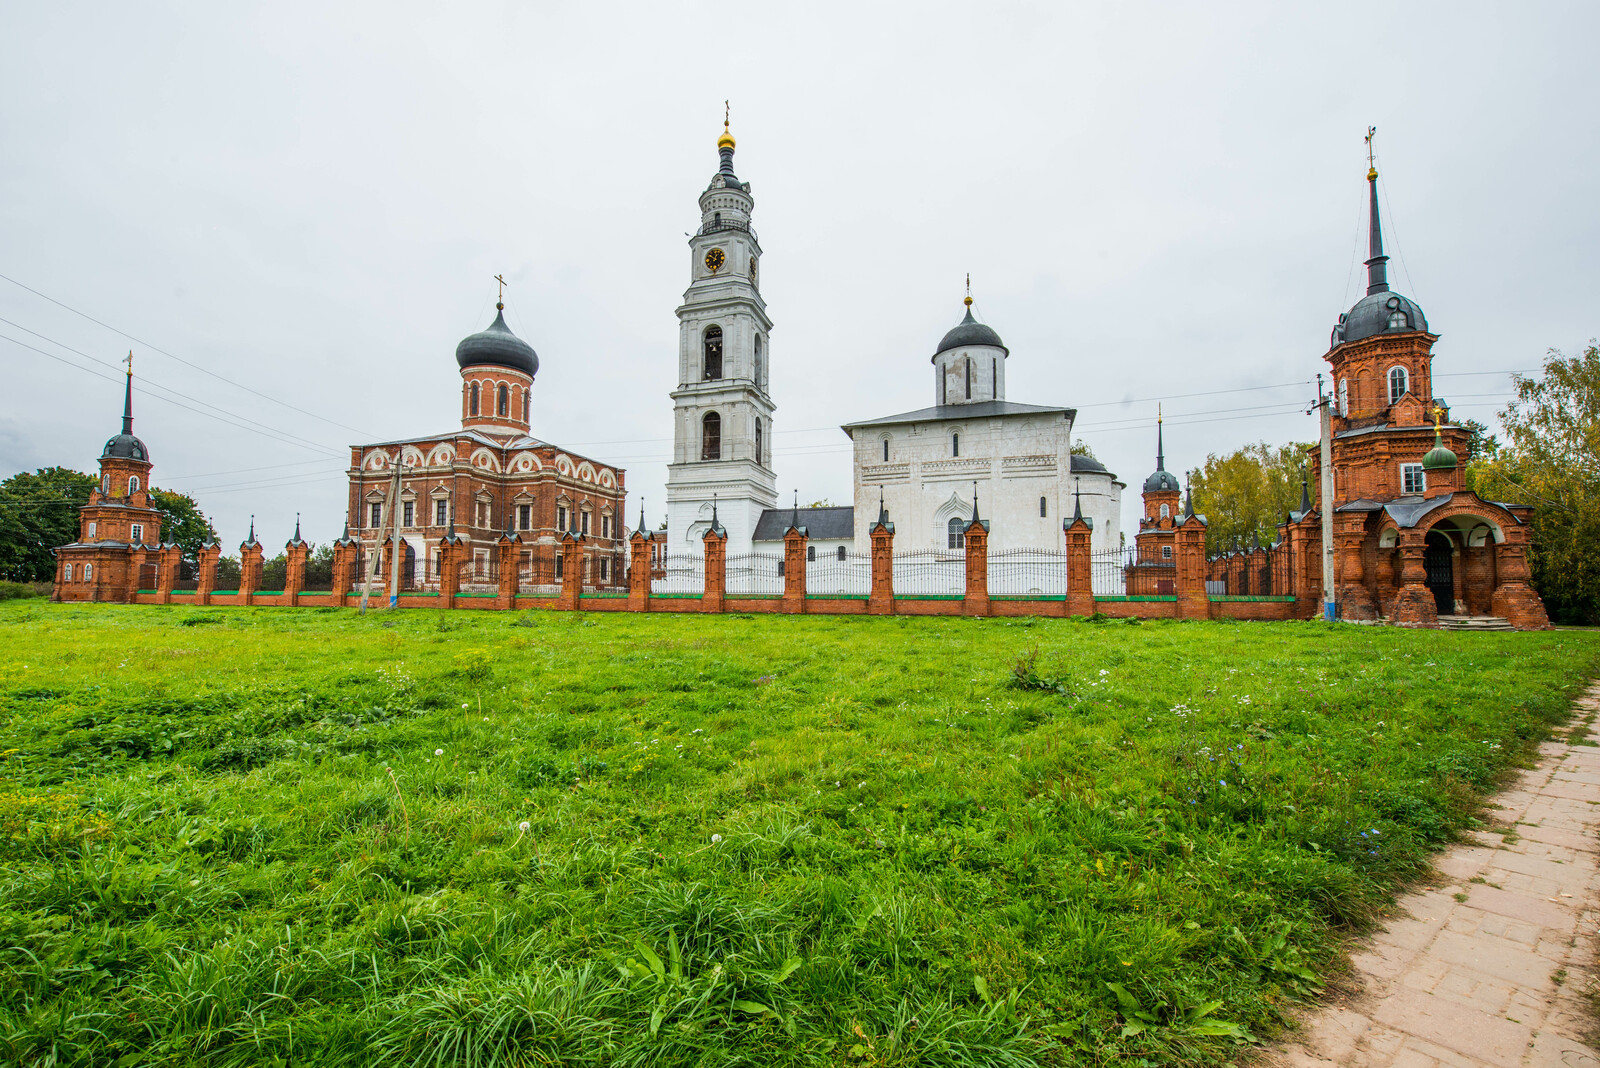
[964,273,972,308]
[123,350,133,376]
[1365,125,1378,179]
[724,99,730,133]
[494,274,507,308]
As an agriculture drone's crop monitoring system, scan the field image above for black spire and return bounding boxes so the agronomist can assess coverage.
[121,357,134,436]
[637,498,647,536]
[1155,413,1166,473]
[791,490,799,530]
[446,506,456,539]
[877,486,889,528]
[504,507,516,540]
[1072,477,1083,523]
[1364,127,1390,296]
[292,513,302,544]
[1183,483,1195,519]
[340,515,349,541]
[1300,477,1311,514]
[247,516,256,545]
[971,481,980,523]
[711,493,718,526]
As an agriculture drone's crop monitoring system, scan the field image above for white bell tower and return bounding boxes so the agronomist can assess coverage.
[665,114,777,555]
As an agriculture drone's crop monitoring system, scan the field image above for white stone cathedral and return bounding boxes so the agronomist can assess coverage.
[664,119,777,555]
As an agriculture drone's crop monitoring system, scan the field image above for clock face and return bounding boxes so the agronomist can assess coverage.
[704,247,726,272]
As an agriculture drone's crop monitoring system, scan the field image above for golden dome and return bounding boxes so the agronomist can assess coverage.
[718,124,736,150]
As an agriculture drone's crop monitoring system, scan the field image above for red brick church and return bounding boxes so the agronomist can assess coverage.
[344,297,628,594]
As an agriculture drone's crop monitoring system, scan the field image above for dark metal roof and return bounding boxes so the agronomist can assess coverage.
[101,434,149,461]
[1144,470,1180,493]
[1383,493,1452,528]
[1069,453,1111,476]
[934,308,1007,358]
[1334,290,1430,347]
[456,305,538,376]
[843,400,1072,430]
[753,506,855,541]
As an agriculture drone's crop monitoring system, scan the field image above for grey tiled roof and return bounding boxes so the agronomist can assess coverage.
[843,400,1073,430]
[753,506,856,541]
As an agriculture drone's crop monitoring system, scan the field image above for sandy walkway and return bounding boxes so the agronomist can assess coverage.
[1267,683,1600,1068]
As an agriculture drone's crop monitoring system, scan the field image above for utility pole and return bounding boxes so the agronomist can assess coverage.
[1317,374,1336,621]
[359,447,403,615]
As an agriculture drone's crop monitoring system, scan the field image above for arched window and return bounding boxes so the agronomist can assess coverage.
[1039,496,1047,518]
[469,382,480,416]
[754,417,763,465]
[128,476,140,494]
[965,358,972,400]
[87,521,97,539]
[701,411,721,460]
[713,211,722,228]
[497,384,508,416]
[63,563,72,582]
[522,391,530,422]
[754,335,764,387]
[1388,309,1409,330]
[951,433,960,458]
[1160,503,1170,519]
[882,438,889,462]
[703,326,723,380]
[836,545,847,561]
[101,475,109,494]
[947,517,965,550]
[83,564,92,581]
[1388,366,1409,405]
[1338,378,1349,417]
[806,545,816,562]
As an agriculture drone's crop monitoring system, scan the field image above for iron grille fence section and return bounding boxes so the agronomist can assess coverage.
[988,548,1068,596]
[173,558,199,591]
[892,550,966,596]
[807,551,871,596]
[651,552,705,595]
[1091,548,1129,597]
[725,552,783,595]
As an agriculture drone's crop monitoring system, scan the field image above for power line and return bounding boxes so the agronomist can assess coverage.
[0,270,374,437]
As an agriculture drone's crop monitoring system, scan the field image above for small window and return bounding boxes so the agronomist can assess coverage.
[755,417,763,466]
[951,433,960,457]
[402,501,414,528]
[370,503,382,528]
[101,475,109,493]
[964,358,972,400]
[882,438,889,462]
[1160,503,1170,519]
[807,545,816,562]
[581,511,591,536]
[522,391,530,422]
[63,563,73,582]
[436,499,448,526]
[1388,366,1409,405]
[1161,545,1173,560]
[470,382,480,416]
[1338,378,1349,417]
[519,504,531,531]
[703,326,723,380]
[131,523,143,543]
[836,545,847,561]
[555,553,564,579]
[1401,463,1426,495]
[600,558,610,581]
[1039,496,1047,518]
[557,505,569,531]
[497,384,508,416]
[948,517,965,550]
[702,411,722,461]
[87,521,97,539]
[84,564,93,581]
[129,476,140,494]
[1388,310,1409,330]
[754,335,765,387]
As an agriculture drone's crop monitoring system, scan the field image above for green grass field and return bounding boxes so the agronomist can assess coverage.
[1,604,1597,1067]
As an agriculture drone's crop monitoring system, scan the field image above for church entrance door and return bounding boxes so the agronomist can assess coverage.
[1424,531,1454,616]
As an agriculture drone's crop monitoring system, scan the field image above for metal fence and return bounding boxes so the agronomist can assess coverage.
[1091,548,1129,597]
[988,548,1068,596]
[651,552,705,595]
[173,558,198,591]
[892,550,966,596]
[725,552,783,595]
[807,550,872,596]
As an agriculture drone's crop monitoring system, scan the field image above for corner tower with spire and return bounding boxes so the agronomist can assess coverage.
[54,356,167,603]
[665,109,778,556]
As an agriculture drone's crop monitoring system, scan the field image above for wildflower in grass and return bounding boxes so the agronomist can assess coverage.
[435,749,444,756]
[1099,669,1109,676]
[518,820,530,832]
[711,833,723,844]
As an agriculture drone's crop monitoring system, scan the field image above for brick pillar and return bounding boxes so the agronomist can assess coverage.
[1286,520,1315,619]
[702,526,727,613]
[156,544,181,604]
[126,545,149,603]
[781,527,808,614]
[285,540,308,606]
[628,531,651,612]
[437,535,464,608]
[1063,517,1094,618]
[963,518,990,617]
[496,535,519,609]
[557,532,584,611]
[1174,519,1210,620]
[1491,534,1551,630]
[1389,531,1437,628]
[239,540,264,605]
[1334,516,1376,620]
[330,541,355,607]
[196,543,219,605]
[868,519,895,615]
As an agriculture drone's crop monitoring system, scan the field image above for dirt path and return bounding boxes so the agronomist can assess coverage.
[1267,683,1600,1068]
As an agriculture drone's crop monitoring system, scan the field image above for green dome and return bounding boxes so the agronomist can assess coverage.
[1421,432,1457,472]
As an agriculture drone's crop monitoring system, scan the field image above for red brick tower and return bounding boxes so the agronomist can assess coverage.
[1129,416,1181,594]
[53,360,165,602]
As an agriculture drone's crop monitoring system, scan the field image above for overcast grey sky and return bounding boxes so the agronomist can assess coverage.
[2,1,1595,547]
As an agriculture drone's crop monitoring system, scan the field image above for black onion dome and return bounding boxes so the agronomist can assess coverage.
[455,307,538,376]
[101,433,149,461]
[935,308,1007,357]
[1335,291,1429,346]
[1069,453,1108,474]
[1144,469,1180,493]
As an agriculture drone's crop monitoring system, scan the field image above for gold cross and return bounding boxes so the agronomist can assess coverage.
[494,274,507,302]
[1432,403,1443,433]
[1366,126,1376,166]
[724,100,730,131]
[964,273,972,307]
[123,350,133,376]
